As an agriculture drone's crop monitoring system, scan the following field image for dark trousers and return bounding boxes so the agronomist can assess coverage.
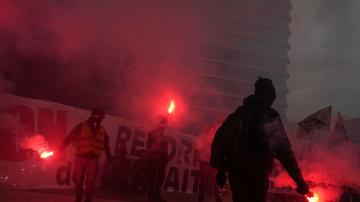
[198,175,222,202]
[147,158,167,202]
[228,171,269,202]
[73,156,99,202]
[130,172,147,193]
[198,161,222,202]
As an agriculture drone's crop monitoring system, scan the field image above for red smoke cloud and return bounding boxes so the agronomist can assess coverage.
[19,134,53,159]
[0,0,214,131]
[273,140,360,202]
[194,121,222,161]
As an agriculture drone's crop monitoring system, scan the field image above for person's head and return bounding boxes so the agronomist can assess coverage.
[89,106,105,123]
[254,77,276,105]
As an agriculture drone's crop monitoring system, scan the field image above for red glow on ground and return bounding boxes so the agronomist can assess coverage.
[271,141,360,202]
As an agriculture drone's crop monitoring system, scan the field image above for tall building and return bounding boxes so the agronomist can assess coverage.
[183,0,292,130]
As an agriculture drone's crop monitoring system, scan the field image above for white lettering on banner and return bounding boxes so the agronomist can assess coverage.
[56,162,72,185]
[112,124,201,193]
[0,93,200,193]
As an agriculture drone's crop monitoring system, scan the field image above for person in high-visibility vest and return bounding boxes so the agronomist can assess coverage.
[58,107,113,202]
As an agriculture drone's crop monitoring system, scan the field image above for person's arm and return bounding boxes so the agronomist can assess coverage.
[262,111,309,194]
[58,124,81,152]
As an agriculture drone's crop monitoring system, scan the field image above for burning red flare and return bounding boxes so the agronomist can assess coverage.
[168,100,175,114]
[39,150,54,159]
[306,192,319,202]
[20,134,54,159]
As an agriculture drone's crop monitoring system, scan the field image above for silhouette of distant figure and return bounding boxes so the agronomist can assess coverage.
[211,78,309,202]
[130,149,148,193]
[198,160,222,202]
[194,124,223,202]
[114,147,132,192]
[146,117,169,202]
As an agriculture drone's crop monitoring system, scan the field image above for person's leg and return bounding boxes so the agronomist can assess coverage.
[199,170,212,202]
[198,173,205,202]
[138,173,147,193]
[147,160,156,201]
[228,171,241,202]
[210,171,222,202]
[213,184,222,202]
[129,173,138,192]
[246,172,269,202]
[229,171,269,202]
[84,158,99,202]
[73,157,86,202]
[154,161,167,202]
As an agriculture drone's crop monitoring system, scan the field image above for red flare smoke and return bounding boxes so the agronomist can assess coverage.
[20,134,54,159]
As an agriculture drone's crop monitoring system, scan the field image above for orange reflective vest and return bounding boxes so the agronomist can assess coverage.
[73,122,105,156]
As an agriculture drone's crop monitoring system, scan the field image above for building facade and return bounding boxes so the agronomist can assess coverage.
[183,0,292,131]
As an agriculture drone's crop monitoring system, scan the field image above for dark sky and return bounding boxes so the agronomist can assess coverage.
[287,0,360,122]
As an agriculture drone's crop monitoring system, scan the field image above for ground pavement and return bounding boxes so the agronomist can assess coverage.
[0,188,312,202]
[0,189,202,202]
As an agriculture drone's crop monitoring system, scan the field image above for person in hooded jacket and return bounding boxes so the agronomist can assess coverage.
[214,78,309,202]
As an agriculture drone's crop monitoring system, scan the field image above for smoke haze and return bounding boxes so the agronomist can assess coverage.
[0,0,213,128]
[288,0,360,122]
[273,139,360,201]
[19,134,50,154]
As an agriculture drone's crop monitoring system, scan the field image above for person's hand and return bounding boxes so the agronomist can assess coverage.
[296,181,310,195]
[216,170,227,188]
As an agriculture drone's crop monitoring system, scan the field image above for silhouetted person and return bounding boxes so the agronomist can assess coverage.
[114,147,132,192]
[101,158,115,190]
[101,145,131,192]
[198,160,222,202]
[194,124,223,202]
[211,78,309,202]
[146,117,169,202]
[58,107,113,202]
[130,149,148,193]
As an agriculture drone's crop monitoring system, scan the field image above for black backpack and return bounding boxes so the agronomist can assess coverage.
[210,107,249,171]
